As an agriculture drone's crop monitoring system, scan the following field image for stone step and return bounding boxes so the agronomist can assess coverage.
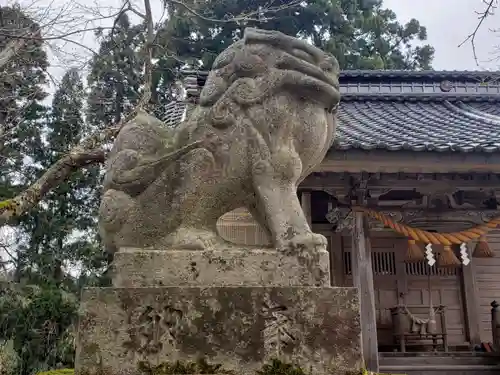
[380,364,500,375]
[379,354,500,366]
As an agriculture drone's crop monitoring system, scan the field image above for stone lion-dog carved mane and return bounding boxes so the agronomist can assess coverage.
[99,27,340,255]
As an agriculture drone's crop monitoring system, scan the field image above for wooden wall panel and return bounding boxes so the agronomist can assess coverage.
[473,229,500,342]
[405,279,465,345]
[341,234,467,346]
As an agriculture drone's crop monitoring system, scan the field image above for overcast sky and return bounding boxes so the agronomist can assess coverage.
[383,0,499,71]
[6,0,500,81]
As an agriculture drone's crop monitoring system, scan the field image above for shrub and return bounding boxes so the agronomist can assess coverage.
[0,284,77,374]
[37,369,74,375]
[0,340,19,375]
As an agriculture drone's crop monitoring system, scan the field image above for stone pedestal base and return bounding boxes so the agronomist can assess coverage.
[111,247,330,287]
[76,287,361,375]
[75,248,362,375]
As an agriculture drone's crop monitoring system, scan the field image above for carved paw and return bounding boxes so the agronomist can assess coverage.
[282,233,327,253]
[99,190,134,231]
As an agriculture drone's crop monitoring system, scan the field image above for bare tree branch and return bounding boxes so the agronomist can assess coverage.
[458,0,497,65]
[0,26,115,42]
[169,0,302,23]
[0,148,106,226]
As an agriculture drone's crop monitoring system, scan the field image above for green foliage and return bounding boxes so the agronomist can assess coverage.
[256,359,307,375]
[0,339,19,375]
[87,13,145,129]
[37,370,74,375]
[159,0,434,71]
[15,68,105,293]
[0,5,48,205]
[137,358,234,375]
[0,283,78,375]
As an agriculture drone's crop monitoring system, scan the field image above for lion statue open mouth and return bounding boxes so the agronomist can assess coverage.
[99,27,341,254]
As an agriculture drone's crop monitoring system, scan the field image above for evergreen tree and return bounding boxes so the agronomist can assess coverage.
[1,68,99,375]
[20,69,104,289]
[87,13,145,129]
[158,0,434,71]
[0,5,49,279]
[0,282,77,374]
[0,6,80,375]
[131,0,436,122]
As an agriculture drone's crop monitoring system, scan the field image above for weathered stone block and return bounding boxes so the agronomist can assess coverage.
[111,247,330,288]
[75,286,361,375]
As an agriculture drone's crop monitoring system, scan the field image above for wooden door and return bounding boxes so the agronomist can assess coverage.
[405,258,467,346]
[339,234,468,348]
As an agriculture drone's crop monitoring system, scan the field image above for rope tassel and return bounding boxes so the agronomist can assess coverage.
[438,245,461,267]
[473,236,493,258]
[406,239,425,263]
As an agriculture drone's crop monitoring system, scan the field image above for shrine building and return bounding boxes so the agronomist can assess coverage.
[163,69,500,374]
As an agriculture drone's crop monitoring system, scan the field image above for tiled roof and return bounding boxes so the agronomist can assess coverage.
[338,69,500,80]
[336,100,500,152]
[165,70,500,153]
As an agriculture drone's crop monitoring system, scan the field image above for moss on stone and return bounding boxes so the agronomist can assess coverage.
[37,370,75,375]
[72,359,403,375]
[135,358,402,375]
[44,366,402,375]
[137,358,234,375]
[256,358,307,375]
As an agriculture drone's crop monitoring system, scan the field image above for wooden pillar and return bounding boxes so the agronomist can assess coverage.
[329,232,342,286]
[461,260,481,347]
[394,241,408,305]
[492,301,500,351]
[327,201,343,286]
[351,211,379,372]
[301,191,312,227]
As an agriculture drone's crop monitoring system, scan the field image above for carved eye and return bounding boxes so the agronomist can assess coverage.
[321,63,333,72]
[320,56,339,74]
[319,54,340,74]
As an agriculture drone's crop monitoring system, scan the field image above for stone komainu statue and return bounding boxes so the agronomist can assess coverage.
[99,27,340,255]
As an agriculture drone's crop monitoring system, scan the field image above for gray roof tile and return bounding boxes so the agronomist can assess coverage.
[335,100,500,152]
[161,70,500,153]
